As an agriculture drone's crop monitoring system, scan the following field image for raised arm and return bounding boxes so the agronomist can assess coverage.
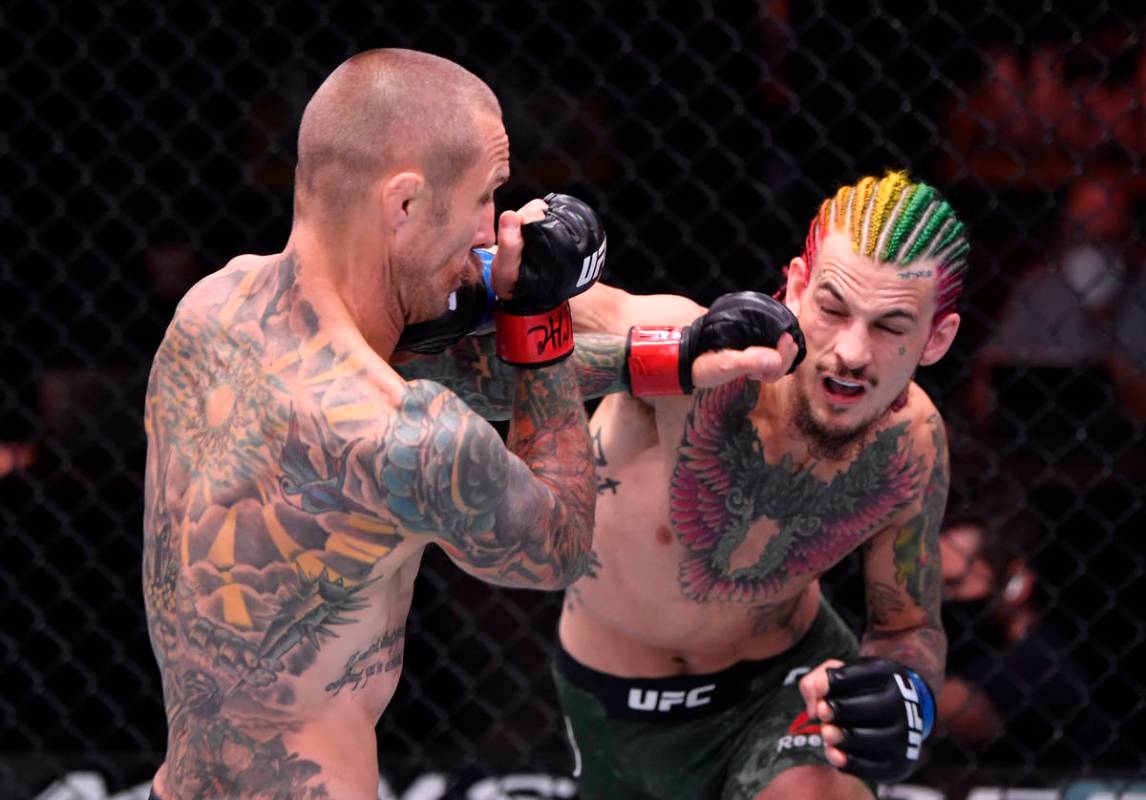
[393,333,629,420]
[380,368,596,589]
[395,288,803,419]
[569,281,706,333]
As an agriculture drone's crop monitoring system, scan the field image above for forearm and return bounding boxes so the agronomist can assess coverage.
[506,359,596,587]
[395,333,629,421]
[859,624,948,693]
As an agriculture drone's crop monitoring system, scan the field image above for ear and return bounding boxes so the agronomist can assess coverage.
[380,171,425,231]
[784,256,811,317]
[920,311,960,366]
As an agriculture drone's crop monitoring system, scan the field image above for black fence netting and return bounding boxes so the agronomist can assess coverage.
[3,1,1144,798]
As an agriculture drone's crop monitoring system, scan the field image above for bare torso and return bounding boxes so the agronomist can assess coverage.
[144,253,433,799]
[560,380,930,677]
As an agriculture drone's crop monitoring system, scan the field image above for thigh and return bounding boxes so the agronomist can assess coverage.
[722,599,863,800]
[552,664,638,800]
[722,678,834,800]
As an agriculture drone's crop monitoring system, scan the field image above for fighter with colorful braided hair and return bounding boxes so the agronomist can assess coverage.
[396,170,969,798]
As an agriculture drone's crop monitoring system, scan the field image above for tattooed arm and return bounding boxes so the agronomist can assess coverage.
[394,283,766,421]
[857,413,950,692]
[384,364,596,590]
[394,283,703,417]
[394,333,630,421]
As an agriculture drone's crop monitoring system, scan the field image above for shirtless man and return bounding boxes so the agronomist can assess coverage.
[141,47,785,799]
[141,49,614,800]
[401,171,968,798]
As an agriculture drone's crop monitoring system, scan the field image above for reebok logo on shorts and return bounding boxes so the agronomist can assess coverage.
[776,711,822,752]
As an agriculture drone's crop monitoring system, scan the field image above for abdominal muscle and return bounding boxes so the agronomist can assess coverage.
[559,398,821,677]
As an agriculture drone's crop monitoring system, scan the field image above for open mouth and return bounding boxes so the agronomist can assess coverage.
[822,375,866,401]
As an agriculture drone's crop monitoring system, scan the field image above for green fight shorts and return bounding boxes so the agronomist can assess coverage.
[552,599,859,800]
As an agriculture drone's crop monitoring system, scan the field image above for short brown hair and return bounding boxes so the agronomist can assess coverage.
[294,48,501,219]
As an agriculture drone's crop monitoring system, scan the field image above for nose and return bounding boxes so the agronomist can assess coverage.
[833,320,872,374]
[473,203,496,249]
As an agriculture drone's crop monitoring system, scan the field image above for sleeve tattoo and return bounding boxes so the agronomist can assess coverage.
[859,414,949,691]
[394,333,630,421]
[387,373,596,588]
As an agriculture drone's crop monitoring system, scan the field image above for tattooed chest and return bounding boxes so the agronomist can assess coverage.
[668,380,922,604]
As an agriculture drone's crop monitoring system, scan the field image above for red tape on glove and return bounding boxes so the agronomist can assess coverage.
[494,301,574,367]
[627,327,685,396]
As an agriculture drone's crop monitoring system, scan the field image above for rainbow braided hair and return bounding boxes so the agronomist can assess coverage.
[798,171,970,320]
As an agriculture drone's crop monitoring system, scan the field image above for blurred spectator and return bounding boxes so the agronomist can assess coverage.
[941,23,1144,189]
[936,509,1102,763]
[0,441,37,479]
[965,173,1144,457]
[938,515,1038,745]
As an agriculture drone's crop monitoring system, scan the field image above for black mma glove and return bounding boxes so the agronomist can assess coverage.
[494,193,607,367]
[396,249,496,354]
[824,657,936,783]
[625,291,806,396]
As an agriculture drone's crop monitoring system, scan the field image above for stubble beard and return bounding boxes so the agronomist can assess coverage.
[397,202,457,324]
[789,378,883,462]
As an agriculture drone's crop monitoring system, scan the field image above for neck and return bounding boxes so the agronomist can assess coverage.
[285,220,404,358]
[752,374,807,457]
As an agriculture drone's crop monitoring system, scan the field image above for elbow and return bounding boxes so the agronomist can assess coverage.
[545,518,594,590]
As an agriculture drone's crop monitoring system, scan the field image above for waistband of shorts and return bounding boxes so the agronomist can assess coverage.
[555,598,834,721]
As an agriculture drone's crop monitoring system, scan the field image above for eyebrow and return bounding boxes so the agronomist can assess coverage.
[816,283,917,324]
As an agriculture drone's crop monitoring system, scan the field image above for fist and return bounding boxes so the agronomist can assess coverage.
[679,291,806,392]
[500,193,607,314]
[800,657,935,782]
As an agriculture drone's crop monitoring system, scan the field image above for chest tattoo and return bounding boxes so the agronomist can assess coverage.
[593,428,622,495]
[669,379,923,603]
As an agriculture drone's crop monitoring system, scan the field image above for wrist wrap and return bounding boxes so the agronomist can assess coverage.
[494,301,574,368]
[626,327,688,396]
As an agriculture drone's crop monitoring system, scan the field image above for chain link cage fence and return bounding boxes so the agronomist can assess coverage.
[3,1,1145,798]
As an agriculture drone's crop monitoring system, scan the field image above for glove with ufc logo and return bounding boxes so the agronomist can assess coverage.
[824,657,936,782]
[495,193,607,367]
[625,291,806,395]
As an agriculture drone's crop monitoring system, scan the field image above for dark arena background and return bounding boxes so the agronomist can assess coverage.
[3,2,1145,798]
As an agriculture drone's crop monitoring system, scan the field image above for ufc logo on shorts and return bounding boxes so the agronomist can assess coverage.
[627,684,715,712]
[576,239,607,287]
[894,673,924,760]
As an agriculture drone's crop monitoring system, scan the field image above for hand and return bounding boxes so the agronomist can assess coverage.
[498,193,607,315]
[490,198,549,299]
[799,657,936,782]
[690,334,800,389]
[493,193,608,367]
[682,291,805,385]
[625,291,805,396]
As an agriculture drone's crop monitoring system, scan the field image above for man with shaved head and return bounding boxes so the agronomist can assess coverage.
[140,48,615,799]
[143,46,830,798]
